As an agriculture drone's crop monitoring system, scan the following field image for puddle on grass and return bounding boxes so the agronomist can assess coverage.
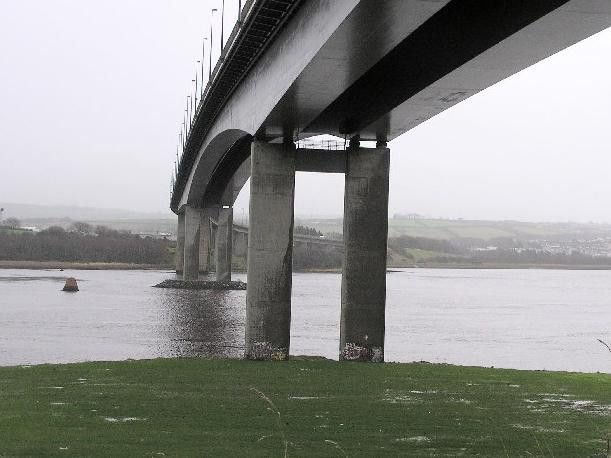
[395,436,431,443]
[447,397,472,405]
[383,389,474,407]
[103,416,147,423]
[524,395,611,416]
[382,393,420,404]
[511,423,566,433]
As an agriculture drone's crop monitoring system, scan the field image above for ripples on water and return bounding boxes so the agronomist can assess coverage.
[0,268,610,373]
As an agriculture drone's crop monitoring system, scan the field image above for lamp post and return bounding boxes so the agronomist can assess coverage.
[186,99,190,135]
[210,8,218,79]
[201,37,208,95]
[183,110,187,141]
[183,113,187,144]
[194,72,198,109]
[220,0,225,55]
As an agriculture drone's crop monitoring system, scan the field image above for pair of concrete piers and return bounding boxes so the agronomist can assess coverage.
[177,139,390,362]
[176,206,233,281]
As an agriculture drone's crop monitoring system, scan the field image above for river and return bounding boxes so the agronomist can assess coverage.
[1,268,610,372]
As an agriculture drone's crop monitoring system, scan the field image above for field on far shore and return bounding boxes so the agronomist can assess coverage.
[0,358,609,457]
[298,217,611,240]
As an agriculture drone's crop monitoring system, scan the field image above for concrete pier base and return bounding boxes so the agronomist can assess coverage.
[245,141,295,360]
[215,207,233,281]
[175,212,185,274]
[340,145,390,362]
[183,206,203,280]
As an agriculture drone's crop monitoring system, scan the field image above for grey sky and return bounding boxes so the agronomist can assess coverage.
[1,1,610,222]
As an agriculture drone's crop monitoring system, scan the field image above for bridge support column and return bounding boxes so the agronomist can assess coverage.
[183,206,206,280]
[340,144,390,362]
[175,212,185,274]
[245,141,295,360]
[198,208,218,274]
[215,207,233,281]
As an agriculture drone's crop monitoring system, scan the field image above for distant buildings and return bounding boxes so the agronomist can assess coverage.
[135,231,173,240]
[536,238,611,257]
[393,213,422,220]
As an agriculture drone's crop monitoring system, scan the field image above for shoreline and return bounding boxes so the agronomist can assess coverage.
[0,260,173,270]
[2,356,608,375]
[3,259,611,271]
[400,262,611,270]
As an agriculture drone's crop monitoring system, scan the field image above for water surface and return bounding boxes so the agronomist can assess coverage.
[1,268,610,372]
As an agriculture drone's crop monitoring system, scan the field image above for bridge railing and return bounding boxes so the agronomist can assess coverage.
[295,138,346,151]
[171,0,254,201]
[171,0,303,209]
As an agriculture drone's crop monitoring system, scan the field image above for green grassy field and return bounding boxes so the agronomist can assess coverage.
[298,217,611,241]
[1,358,610,457]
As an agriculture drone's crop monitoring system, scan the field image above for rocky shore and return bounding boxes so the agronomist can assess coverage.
[153,279,247,290]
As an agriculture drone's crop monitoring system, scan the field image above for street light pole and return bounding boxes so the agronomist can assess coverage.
[210,8,217,79]
[194,72,198,109]
[185,104,188,136]
[220,0,225,55]
[201,37,208,94]
[187,98,192,134]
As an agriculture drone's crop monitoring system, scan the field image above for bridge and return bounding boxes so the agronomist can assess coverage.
[170,0,611,361]
[195,219,343,276]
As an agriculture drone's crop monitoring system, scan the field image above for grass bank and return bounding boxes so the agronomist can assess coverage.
[1,359,610,456]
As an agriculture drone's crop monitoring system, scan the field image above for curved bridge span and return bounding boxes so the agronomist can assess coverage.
[170,0,611,361]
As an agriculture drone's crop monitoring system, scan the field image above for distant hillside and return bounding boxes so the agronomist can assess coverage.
[297,217,611,242]
[5,203,611,245]
[0,202,172,221]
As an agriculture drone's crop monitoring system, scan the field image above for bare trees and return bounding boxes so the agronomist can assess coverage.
[0,228,172,265]
[3,218,21,229]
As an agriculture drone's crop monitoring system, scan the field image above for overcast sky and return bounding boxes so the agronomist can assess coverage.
[1,1,610,222]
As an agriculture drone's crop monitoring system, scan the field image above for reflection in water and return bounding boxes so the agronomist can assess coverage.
[156,288,245,358]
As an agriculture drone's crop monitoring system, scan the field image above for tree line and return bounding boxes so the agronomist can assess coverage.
[293,244,342,270]
[0,223,172,265]
[294,225,323,237]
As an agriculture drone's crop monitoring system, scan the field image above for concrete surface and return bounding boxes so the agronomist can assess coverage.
[340,144,390,362]
[245,142,296,360]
